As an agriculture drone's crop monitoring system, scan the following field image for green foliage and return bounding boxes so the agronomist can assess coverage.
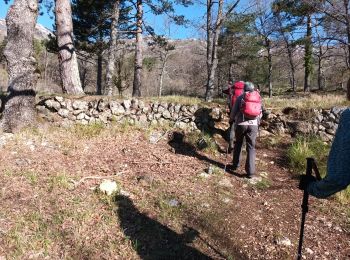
[287,135,329,176]
[254,178,271,190]
[143,57,157,71]
[186,131,218,154]
[33,39,46,74]
[219,12,269,85]
[157,195,183,220]
[72,0,134,55]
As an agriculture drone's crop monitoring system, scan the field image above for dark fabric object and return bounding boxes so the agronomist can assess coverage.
[232,124,258,176]
[299,174,317,190]
[308,108,350,198]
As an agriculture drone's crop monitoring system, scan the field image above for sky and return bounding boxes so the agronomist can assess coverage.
[0,0,251,40]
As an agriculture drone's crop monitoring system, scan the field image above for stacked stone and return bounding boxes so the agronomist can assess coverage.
[35,96,348,142]
[310,107,347,142]
[37,96,200,131]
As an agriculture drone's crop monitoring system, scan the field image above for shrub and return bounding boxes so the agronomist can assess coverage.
[186,131,218,154]
[287,136,350,203]
[287,135,329,176]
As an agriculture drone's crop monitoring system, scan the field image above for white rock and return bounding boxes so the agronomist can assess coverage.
[72,100,88,110]
[167,199,179,207]
[119,189,129,196]
[275,236,292,247]
[223,198,231,203]
[58,109,69,118]
[199,172,210,178]
[55,96,64,102]
[0,133,13,148]
[45,99,61,111]
[123,100,131,110]
[149,132,163,144]
[99,180,118,195]
[76,113,86,120]
[305,248,314,255]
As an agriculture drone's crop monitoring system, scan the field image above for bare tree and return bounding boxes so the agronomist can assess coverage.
[55,0,84,94]
[273,10,297,91]
[205,0,240,101]
[132,0,143,97]
[315,0,350,89]
[255,0,275,97]
[0,0,38,132]
[105,0,121,96]
[149,37,175,97]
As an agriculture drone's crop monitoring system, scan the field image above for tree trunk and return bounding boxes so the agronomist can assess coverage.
[132,0,143,97]
[317,47,325,91]
[345,0,350,95]
[105,0,120,96]
[44,48,48,87]
[0,0,38,132]
[158,53,168,97]
[205,0,223,102]
[277,14,296,92]
[97,51,103,95]
[304,14,312,92]
[206,0,213,87]
[286,43,296,91]
[266,37,273,98]
[55,0,84,95]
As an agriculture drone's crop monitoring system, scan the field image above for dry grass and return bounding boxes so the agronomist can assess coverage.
[1,112,350,259]
[263,92,350,111]
[147,95,202,106]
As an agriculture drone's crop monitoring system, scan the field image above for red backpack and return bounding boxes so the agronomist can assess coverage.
[230,81,245,107]
[240,90,262,119]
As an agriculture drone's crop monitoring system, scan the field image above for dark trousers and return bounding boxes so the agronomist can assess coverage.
[232,124,258,176]
[229,123,235,149]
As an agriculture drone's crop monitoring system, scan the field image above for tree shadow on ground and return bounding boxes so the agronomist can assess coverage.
[168,131,226,171]
[116,195,212,260]
[193,107,229,142]
[168,132,249,178]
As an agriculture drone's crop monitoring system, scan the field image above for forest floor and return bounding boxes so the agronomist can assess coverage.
[0,121,349,259]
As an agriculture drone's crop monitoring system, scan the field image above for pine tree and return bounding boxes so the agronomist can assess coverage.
[55,0,84,94]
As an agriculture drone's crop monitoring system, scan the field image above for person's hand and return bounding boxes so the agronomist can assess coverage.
[299,174,317,190]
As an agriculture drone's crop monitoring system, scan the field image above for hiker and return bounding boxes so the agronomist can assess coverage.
[223,80,234,111]
[299,98,350,198]
[229,82,262,178]
[223,80,245,151]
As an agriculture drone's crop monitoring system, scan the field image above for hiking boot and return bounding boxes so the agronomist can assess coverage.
[226,164,238,172]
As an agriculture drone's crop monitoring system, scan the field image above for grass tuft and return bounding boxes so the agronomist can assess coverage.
[72,122,105,138]
[287,135,350,203]
[186,131,218,155]
[287,135,329,176]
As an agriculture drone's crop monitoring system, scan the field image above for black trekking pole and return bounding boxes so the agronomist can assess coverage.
[297,157,314,260]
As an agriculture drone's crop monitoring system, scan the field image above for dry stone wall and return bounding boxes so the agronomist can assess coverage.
[36,96,347,142]
[37,96,206,131]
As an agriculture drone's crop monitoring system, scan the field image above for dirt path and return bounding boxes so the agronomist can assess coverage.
[0,126,349,259]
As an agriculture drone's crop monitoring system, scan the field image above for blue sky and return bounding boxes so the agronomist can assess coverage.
[0,0,251,39]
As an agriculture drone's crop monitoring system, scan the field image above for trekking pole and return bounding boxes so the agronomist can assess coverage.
[224,144,229,172]
[297,157,314,260]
